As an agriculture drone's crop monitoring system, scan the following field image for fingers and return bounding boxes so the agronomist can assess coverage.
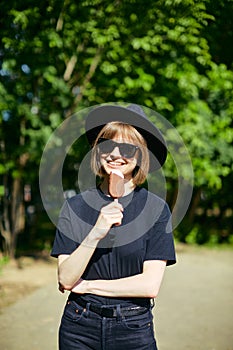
[94,201,124,237]
[101,202,123,226]
[58,282,65,293]
[101,201,123,215]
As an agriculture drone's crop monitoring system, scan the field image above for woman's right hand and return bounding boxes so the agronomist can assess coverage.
[90,201,124,241]
[58,201,124,290]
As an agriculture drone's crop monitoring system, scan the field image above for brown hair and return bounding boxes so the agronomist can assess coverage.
[91,122,150,185]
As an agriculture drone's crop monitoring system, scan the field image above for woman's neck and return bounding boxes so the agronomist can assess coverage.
[100,177,136,197]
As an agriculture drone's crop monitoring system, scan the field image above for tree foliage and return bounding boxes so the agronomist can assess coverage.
[0,0,233,256]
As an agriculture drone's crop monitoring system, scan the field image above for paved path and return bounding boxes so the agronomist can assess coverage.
[0,247,233,350]
[155,249,233,350]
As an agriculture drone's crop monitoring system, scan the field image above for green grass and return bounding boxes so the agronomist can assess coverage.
[0,256,9,275]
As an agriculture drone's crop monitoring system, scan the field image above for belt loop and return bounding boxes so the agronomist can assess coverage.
[86,302,91,317]
[150,298,155,309]
[116,304,121,322]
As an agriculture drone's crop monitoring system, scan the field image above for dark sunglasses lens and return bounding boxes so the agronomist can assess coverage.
[97,139,115,153]
[119,144,137,158]
[97,139,138,158]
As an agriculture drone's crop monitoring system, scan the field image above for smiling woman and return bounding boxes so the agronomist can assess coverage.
[91,121,150,184]
[50,104,176,350]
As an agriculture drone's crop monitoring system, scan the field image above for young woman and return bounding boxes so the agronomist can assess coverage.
[51,104,176,350]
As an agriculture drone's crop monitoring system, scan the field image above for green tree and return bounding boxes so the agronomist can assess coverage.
[0,0,233,256]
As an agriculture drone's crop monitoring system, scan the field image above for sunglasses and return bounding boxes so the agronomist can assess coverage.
[97,138,139,158]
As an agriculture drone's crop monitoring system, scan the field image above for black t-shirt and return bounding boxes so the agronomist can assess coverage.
[51,187,176,306]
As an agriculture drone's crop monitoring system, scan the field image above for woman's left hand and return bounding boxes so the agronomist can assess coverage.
[71,279,88,294]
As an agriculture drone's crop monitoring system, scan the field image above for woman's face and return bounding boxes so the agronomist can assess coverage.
[98,135,139,181]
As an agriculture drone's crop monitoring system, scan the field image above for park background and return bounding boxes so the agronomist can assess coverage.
[0,0,232,259]
[0,1,233,349]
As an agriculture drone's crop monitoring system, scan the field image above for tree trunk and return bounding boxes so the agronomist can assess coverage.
[10,177,25,258]
[0,173,11,256]
[188,187,202,224]
[0,120,27,259]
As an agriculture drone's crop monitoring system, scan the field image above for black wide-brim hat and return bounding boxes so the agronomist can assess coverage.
[85,104,167,171]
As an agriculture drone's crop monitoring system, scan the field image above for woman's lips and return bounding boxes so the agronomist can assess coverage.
[107,162,125,168]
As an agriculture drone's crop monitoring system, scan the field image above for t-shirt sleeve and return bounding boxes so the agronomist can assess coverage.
[50,229,79,258]
[50,200,80,258]
[144,203,176,266]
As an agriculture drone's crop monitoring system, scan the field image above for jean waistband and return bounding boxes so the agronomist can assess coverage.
[68,294,149,318]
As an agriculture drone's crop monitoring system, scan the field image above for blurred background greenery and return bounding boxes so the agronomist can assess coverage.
[0,0,232,259]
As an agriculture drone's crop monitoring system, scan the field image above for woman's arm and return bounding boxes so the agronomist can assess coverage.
[71,260,167,298]
[58,201,123,290]
[58,234,99,291]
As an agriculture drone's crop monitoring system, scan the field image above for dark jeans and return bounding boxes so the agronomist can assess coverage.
[59,300,158,350]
